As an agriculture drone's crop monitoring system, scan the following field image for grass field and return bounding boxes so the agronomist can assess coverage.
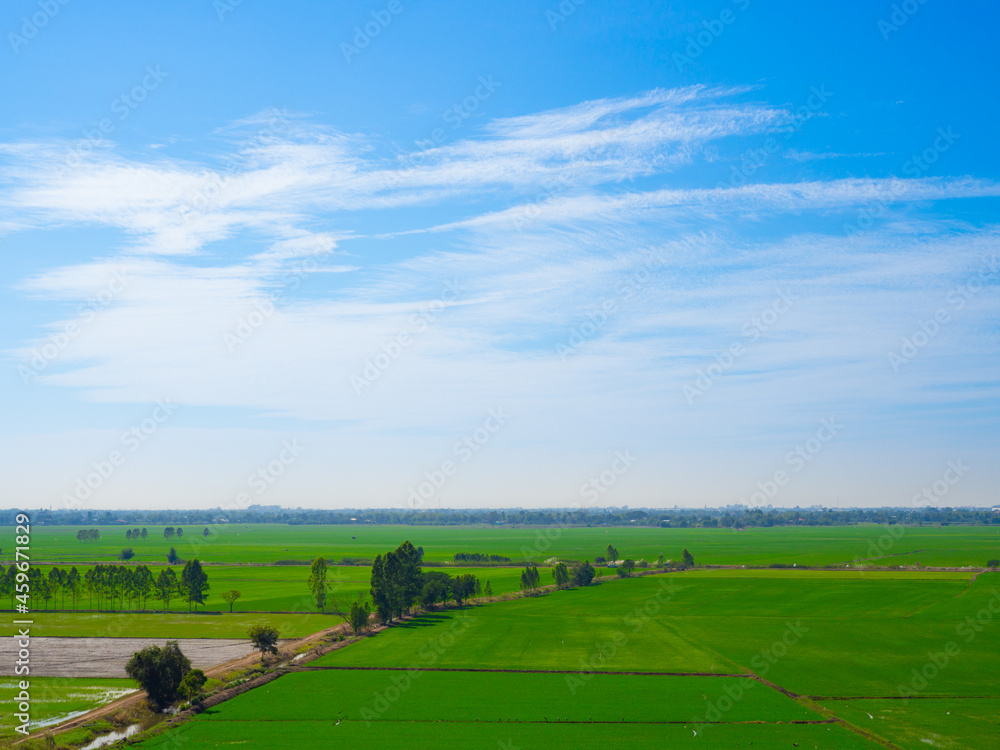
[199,670,821,723]
[138,719,882,749]
[314,570,996,685]
[8,526,999,748]
[0,678,136,741]
[305,568,1000,747]
[136,671,883,749]
[11,523,1000,567]
[820,698,1000,750]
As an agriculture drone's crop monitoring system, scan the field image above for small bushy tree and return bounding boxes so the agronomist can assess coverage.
[220,589,241,612]
[572,560,595,586]
[248,624,280,661]
[125,641,191,709]
[178,669,206,702]
[349,600,370,634]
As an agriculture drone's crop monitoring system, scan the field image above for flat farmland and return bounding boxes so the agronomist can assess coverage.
[25,563,529,612]
[9,528,999,749]
[11,523,1000,567]
[136,671,882,750]
[138,719,881,749]
[314,571,989,677]
[820,698,1000,750]
[306,568,1000,746]
[197,670,820,723]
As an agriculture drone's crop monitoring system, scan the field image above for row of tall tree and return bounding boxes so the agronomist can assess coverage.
[0,560,210,612]
[370,541,424,623]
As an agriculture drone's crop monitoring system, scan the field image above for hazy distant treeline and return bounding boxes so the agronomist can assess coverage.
[3,505,998,527]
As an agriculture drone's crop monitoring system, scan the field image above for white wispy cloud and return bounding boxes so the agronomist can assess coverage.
[3,86,999,508]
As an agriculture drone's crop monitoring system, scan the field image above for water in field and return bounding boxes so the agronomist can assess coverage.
[79,711,167,750]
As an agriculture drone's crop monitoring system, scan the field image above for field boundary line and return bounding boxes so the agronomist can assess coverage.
[812,694,1000,701]
[295,665,749,677]
[201,717,840,726]
[738,670,905,750]
[773,684,906,750]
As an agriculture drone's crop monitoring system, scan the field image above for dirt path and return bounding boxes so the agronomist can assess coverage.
[15,621,354,744]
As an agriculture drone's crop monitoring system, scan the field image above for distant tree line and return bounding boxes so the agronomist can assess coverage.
[453,552,511,563]
[598,545,695,574]
[17,505,998,528]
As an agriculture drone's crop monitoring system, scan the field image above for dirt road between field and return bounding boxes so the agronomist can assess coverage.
[13,621,355,745]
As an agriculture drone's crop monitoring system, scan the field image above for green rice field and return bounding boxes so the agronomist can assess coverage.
[10,523,1000,567]
[7,526,999,748]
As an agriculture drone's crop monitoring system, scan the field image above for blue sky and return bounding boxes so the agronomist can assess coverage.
[1,0,998,510]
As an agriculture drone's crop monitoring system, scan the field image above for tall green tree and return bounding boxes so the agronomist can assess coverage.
[452,573,479,605]
[307,556,329,612]
[552,562,570,588]
[370,554,392,623]
[519,566,540,593]
[66,567,81,609]
[682,548,695,568]
[383,551,404,619]
[156,568,178,611]
[48,568,65,609]
[180,559,209,611]
[606,544,619,561]
[0,565,15,610]
[394,541,424,613]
